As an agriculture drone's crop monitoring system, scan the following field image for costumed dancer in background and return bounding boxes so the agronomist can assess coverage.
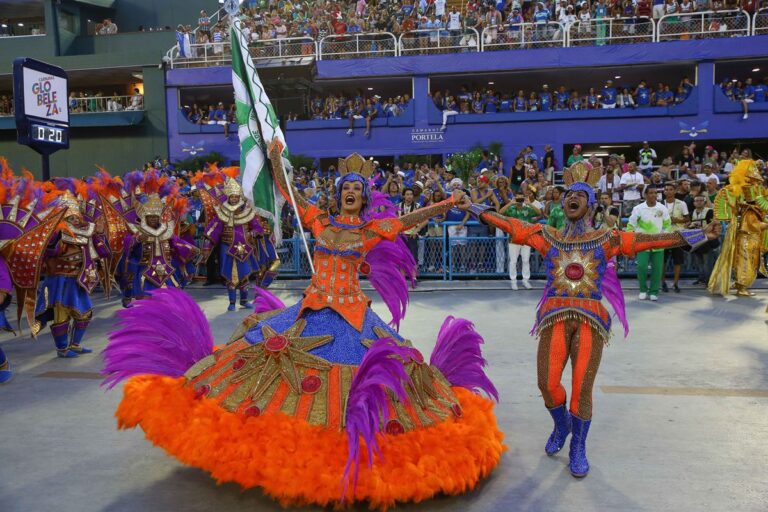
[200,176,278,311]
[0,162,67,379]
[461,161,719,478]
[708,159,768,297]
[103,149,503,509]
[111,170,198,306]
[36,189,110,358]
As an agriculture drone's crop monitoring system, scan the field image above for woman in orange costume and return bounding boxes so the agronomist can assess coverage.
[459,164,719,479]
[102,146,504,509]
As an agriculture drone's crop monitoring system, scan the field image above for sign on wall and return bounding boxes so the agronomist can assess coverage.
[13,58,70,179]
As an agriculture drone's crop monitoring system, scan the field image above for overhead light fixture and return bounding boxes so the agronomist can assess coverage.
[753,67,761,72]
[131,72,144,80]
[18,23,24,27]
[732,79,738,82]
[367,87,373,90]
[87,19,92,22]
[586,152,610,157]
[0,24,6,28]
[488,81,495,85]
[614,75,621,79]
[599,145,632,149]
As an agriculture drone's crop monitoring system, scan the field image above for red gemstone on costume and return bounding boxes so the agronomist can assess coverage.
[195,384,211,398]
[232,358,246,371]
[412,350,424,363]
[565,263,584,280]
[244,405,261,417]
[359,262,371,275]
[386,419,405,435]
[265,335,289,352]
[451,403,463,417]
[301,375,322,394]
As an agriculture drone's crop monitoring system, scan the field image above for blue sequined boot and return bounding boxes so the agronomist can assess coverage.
[52,322,78,358]
[239,287,253,309]
[545,404,572,455]
[569,415,592,477]
[227,288,237,311]
[69,319,93,354]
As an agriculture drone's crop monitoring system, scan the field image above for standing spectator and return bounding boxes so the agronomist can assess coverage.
[198,10,211,38]
[501,191,541,289]
[661,182,690,293]
[126,88,143,110]
[627,184,670,301]
[98,19,118,35]
[598,166,622,201]
[741,77,755,120]
[592,192,621,229]
[509,155,527,191]
[688,193,718,285]
[542,144,556,180]
[566,144,584,166]
[601,79,617,108]
[399,188,423,264]
[539,84,552,112]
[638,141,657,176]
[546,186,566,229]
[619,162,646,213]
[635,80,651,107]
[446,178,470,271]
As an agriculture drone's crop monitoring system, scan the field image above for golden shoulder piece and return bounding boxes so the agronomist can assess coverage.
[223,177,243,197]
[58,191,83,217]
[338,153,375,179]
[563,161,601,187]
[137,193,165,218]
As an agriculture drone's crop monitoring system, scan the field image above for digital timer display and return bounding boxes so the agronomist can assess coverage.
[30,123,68,146]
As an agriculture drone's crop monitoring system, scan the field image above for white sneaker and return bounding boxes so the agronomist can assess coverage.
[649,294,659,301]
[743,113,748,120]
[522,280,532,289]
[346,129,353,135]
[638,292,647,300]
[511,281,518,290]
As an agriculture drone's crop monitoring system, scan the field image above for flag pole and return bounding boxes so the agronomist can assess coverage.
[274,152,315,275]
[228,11,314,275]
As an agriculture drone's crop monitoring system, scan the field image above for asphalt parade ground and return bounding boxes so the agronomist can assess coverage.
[1,281,767,511]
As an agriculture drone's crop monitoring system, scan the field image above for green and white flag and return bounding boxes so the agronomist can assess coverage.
[230,18,289,245]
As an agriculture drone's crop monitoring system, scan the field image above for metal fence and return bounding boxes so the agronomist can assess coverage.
[319,32,397,60]
[68,95,144,113]
[752,8,768,35]
[399,28,480,55]
[169,42,233,68]
[481,22,566,50]
[163,14,768,67]
[568,17,655,46]
[251,37,317,64]
[276,221,706,280]
[657,10,751,41]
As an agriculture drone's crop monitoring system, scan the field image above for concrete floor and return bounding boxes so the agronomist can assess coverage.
[1,281,767,512]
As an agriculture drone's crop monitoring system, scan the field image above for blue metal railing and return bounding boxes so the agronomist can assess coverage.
[276,221,709,280]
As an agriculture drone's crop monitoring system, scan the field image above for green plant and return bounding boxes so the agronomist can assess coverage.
[174,151,228,172]
[448,146,483,184]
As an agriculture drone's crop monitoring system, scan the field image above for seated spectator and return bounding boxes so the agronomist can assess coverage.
[97,19,118,35]
[617,88,636,108]
[601,79,617,108]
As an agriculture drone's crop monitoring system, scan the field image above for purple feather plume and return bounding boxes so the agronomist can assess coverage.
[342,337,418,500]
[123,170,145,194]
[52,177,77,194]
[365,239,416,331]
[251,286,286,314]
[430,316,498,401]
[361,190,417,331]
[159,179,176,198]
[101,288,214,389]
[602,259,629,337]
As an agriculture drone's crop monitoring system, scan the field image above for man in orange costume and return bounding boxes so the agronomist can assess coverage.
[460,163,719,477]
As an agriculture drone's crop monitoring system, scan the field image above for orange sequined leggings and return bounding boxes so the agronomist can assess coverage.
[536,319,604,420]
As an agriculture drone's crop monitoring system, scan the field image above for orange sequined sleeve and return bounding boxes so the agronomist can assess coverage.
[479,211,549,254]
[397,197,457,232]
[267,142,323,233]
[611,229,707,257]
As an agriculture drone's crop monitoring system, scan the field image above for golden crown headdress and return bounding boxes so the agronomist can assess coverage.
[563,161,601,188]
[222,177,243,197]
[58,190,83,217]
[338,153,375,179]
[136,193,165,218]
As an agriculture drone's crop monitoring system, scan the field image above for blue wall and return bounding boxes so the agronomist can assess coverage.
[165,38,768,166]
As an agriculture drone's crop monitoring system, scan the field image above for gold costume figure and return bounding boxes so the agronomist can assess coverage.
[708,160,768,297]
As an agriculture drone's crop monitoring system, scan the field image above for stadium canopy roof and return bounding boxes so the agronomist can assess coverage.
[72,0,116,8]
